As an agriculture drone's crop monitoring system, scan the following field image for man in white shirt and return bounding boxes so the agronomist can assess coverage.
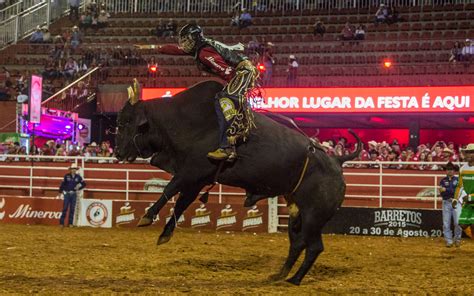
[287,55,299,86]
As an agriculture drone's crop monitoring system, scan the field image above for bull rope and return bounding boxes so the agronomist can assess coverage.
[285,156,310,218]
[290,156,310,195]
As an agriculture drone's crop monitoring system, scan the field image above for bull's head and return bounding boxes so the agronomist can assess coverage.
[115,79,154,162]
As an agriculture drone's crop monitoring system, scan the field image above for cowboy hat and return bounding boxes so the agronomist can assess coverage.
[89,142,98,147]
[368,140,378,147]
[289,55,296,59]
[461,143,474,152]
[444,162,456,171]
[442,148,454,154]
[321,142,331,150]
[69,163,79,170]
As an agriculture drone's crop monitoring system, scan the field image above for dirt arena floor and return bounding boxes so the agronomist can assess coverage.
[0,224,473,295]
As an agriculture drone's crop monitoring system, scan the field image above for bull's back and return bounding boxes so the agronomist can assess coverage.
[220,113,311,194]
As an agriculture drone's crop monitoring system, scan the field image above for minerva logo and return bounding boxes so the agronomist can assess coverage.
[0,198,5,220]
[8,204,61,219]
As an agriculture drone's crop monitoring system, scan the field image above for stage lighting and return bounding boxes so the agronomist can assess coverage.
[257,63,266,73]
[77,123,85,130]
[149,65,158,73]
[65,125,72,129]
[383,60,392,68]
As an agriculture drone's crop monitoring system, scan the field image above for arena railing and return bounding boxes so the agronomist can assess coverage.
[0,0,84,49]
[102,0,474,14]
[0,155,462,208]
[42,66,101,112]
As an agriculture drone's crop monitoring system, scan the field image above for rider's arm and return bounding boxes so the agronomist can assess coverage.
[198,47,235,81]
[137,44,188,55]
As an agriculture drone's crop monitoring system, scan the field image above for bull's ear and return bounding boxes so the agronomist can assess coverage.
[137,116,148,127]
[136,103,148,128]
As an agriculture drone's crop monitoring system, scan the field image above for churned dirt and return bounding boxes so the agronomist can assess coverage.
[0,224,473,295]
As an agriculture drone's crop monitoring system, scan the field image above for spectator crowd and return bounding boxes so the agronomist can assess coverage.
[314,137,467,170]
[0,140,114,161]
[0,137,469,170]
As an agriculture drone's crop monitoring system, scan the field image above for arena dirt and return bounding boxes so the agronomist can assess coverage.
[0,224,472,295]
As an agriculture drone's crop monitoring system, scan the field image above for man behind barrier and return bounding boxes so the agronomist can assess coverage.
[454,143,474,239]
[58,163,86,227]
[439,162,461,247]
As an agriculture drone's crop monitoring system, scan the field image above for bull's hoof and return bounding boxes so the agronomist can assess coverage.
[157,234,172,245]
[244,197,256,208]
[286,277,301,286]
[137,215,153,227]
[268,273,285,282]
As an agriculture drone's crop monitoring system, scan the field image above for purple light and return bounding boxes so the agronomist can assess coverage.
[65,125,72,129]
[77,124,85,130]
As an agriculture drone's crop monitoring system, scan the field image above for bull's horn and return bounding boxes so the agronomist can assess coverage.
[128,78,141,105]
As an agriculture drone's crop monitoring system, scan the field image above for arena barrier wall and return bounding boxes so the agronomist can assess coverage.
[0,195,449,237]
[0,157,454,210]
[0,157,463,235]
[323,207,443,238]
[0,195,272,233]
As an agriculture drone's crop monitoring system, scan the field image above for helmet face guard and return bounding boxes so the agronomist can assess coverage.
[178,34,196,53]
[178,24,202,53]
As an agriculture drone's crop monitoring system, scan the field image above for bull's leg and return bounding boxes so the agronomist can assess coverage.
[157,187,201,245]
[244,192,270,208]
[286,226,324,286]
[268,215,305,281]
[137,177,182,227]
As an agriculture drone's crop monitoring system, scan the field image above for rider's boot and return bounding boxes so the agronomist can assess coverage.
[207,146,237,161]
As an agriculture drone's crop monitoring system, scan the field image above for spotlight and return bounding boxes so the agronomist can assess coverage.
[65,125,72,129]
[383,59,392,69]
[257,63,266,73]
[77,123,85,130]
[148,65,158,73]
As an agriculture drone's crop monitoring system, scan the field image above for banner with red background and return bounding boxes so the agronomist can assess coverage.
[142,86,474,113]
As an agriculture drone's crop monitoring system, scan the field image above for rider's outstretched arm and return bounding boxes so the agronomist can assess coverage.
[135,44,187,55]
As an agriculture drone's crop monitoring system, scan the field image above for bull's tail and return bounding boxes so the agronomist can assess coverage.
[335,129,362,165]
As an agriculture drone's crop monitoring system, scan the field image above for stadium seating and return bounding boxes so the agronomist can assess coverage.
[0,4,473,87]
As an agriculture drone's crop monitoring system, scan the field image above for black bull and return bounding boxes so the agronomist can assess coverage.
[115,80,361,285]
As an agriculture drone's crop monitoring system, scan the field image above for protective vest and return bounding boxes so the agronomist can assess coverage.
[194,38,247,73]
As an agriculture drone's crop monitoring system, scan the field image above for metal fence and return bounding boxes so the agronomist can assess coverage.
[0,155,462,206]
[0,0,83,49]
[102,0,474,14]
[42,66,101,112]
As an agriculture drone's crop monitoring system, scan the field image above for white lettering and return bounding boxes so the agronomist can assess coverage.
[377,96,419,109]
[191,215,211,226]
[116,213,135,224]
[242,216,263,229]
[432,95,469,110]
[216,216,236,227]
[355,97,365,108]
[9,204,61,219]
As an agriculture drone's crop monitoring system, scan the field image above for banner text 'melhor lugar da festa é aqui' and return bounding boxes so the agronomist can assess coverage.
[142,86,474,113]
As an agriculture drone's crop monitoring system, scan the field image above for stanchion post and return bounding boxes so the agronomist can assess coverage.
[379,164,383,208]
[267,197,278,233]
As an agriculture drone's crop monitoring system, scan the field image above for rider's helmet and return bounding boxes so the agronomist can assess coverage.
[178,24,203,53]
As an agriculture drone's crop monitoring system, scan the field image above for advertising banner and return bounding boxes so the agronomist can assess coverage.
[29,75,43,123]
[0,196,63,225]
[76,118,91,145]
[112,200,268,232]
[323,207,442,238]
[77,199,113,228]
[142,86,474,113]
